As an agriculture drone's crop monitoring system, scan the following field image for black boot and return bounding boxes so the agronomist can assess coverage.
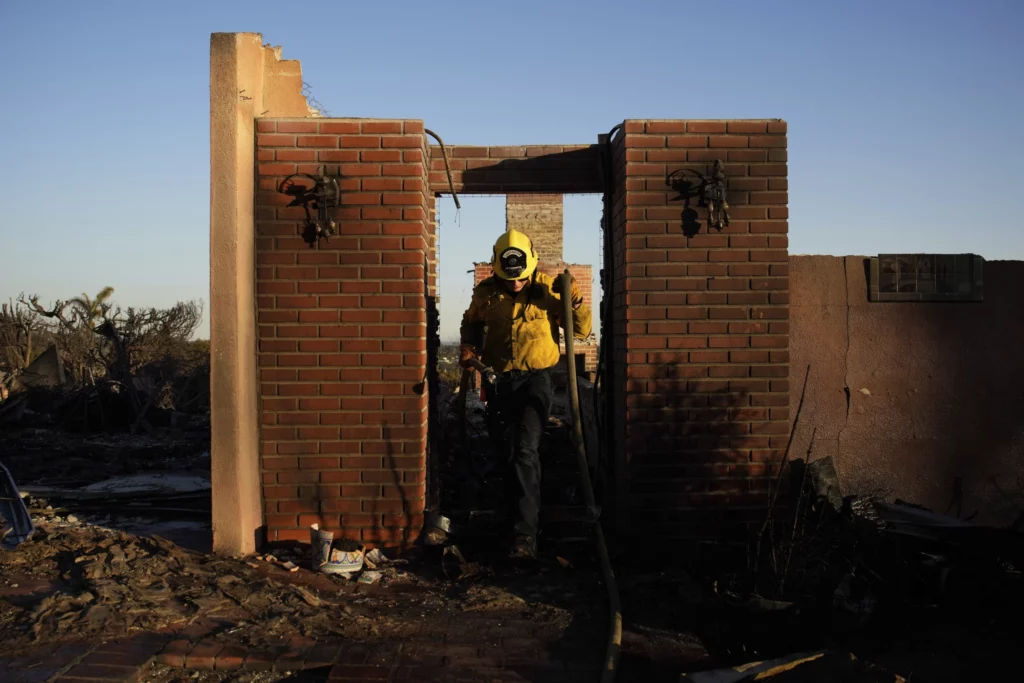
[508,534,537,560]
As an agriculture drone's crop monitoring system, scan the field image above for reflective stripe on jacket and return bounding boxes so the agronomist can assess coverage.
[459,272,593,374]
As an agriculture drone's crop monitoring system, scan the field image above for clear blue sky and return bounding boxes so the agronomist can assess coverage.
[1,0,1020,342]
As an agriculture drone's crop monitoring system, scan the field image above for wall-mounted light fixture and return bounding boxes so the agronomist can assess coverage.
[279,166,341,248]
[702,160,730,232]
[666,159,730,233]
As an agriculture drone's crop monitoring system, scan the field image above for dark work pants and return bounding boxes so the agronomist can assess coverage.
[485,368,553,540]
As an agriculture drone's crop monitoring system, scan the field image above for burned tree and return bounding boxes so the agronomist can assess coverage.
[0,298,44,377]
[6,289,206,432]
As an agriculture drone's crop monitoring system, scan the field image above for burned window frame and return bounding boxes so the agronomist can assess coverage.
[869,254,984,302]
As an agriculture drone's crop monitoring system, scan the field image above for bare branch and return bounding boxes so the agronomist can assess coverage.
[19,294,79,330]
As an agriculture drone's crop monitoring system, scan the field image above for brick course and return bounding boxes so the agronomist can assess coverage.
[252,119,786,545]
[609,120,789,539]
[255,118,430,545]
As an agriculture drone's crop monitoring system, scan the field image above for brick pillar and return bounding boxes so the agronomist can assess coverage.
[473,262,492,287]
[255,118,430,547]
[425,192,440,510]
[505,193,564,262]
[611,119,789,540]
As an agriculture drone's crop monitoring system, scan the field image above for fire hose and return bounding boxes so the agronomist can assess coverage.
[459,275,622,681]
[560,270,622,683]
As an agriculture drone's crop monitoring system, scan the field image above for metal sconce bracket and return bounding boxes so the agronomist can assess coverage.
[278,166,341,248]
[666,159,731,232]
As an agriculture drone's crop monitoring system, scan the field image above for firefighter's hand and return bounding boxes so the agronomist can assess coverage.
[458,344,478,369]
[553,274,584,309]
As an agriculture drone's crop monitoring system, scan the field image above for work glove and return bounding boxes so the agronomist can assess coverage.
[552,274,584,309]
[458,343,478,369]
[480,367,498,399]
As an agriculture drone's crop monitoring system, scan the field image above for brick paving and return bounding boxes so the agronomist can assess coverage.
[1,577,608,683]
[2,630,602,682]
[1,524,630,683]
[0,632,166,683]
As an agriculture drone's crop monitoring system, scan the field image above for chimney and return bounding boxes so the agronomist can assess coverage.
[505,194,563,264]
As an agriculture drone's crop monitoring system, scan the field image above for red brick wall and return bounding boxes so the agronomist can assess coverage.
[473,262,492,291]
[254,118,431,547]
[250,122,787,546]
[610,120,789,541]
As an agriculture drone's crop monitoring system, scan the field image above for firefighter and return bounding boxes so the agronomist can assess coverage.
[459,229,592,559]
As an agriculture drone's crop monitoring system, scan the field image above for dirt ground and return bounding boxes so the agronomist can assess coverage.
[3,422,1024,682]
[141,668,294,683]
[0,506,599,653]
[4,502,1021,682]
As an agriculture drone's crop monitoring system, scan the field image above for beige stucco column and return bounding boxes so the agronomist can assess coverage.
[209,33,311,555]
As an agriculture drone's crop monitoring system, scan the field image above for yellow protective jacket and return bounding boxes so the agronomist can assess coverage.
[460,272,593,374]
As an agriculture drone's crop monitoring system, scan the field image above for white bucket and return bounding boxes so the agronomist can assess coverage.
[309,524,364,575]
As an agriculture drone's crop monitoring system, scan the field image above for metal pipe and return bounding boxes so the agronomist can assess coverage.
[424,128,461,209]
[560,270,621,683]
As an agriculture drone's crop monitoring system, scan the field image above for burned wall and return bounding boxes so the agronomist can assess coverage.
[789,256,1024,525]
[254,118,432,546]
[250,120,790,546]
[609,120,790,540]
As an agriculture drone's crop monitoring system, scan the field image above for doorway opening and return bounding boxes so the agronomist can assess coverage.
[429,192,606,545]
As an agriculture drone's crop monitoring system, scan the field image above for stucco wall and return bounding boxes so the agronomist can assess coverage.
[789,256,1024,525]
[209,33,315,555]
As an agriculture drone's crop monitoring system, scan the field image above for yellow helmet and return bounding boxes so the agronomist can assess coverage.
[491,229,539,281]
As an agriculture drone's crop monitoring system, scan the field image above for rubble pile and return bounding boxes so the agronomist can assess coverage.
[0,521,373,654]
[1,494,452,655]
[610,456,1024,682]
[747,457,1024,617]
[0,424,209,488]
[1,499,600,663]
